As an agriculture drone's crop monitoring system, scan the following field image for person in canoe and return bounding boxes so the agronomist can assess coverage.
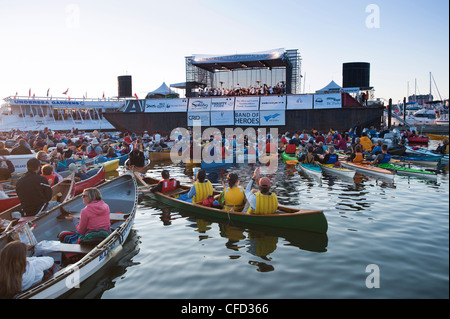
[284,139,297,155]
[0,156,15,181]
[219,173,246,212]
[243,167,278,215]
[183,169,213,203]
[150,170,180,194]
[347,144,364,163]
[15,158,59,217]
[371,144,392,165]
[60,187,111,245]
[298,146,317,164]
[317,145,338,165]
[435,139,449,155]
[0,241,56,299]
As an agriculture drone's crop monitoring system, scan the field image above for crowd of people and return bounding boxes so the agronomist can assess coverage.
[198,82,286,97]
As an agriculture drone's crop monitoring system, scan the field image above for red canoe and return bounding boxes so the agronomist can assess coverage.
[73,166,106,195]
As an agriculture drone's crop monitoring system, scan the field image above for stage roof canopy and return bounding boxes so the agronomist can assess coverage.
[191,48,288,72]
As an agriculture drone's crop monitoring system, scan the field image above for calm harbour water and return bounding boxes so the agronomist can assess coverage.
[67,140,449,300]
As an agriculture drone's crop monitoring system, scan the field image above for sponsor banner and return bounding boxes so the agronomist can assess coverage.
[165,98,188,112]
[286,94,313,110]
[314,93,342,109]
[234,96,260,111]
[124,100,144,112]
[187,111,210,126]
[144,99,166,112]
[210,111,234,126]
[210,97,235,111]
[234,111,260,126]
[259,95,286,110]
[260,110,285,126]
[188,98,211,111]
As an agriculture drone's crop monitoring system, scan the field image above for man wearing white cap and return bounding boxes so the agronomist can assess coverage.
[86,138,102,158]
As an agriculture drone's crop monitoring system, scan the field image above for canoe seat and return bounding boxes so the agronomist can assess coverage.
[34,240,91,255]
[164,188,188,197]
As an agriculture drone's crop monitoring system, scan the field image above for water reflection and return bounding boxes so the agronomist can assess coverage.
[62,229,141,299]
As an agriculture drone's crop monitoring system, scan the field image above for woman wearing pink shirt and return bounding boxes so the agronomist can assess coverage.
[60,187,110,244]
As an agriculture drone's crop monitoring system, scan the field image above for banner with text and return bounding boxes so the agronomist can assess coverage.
[259,95,286,110]
[286,94,313,110]
[234,111,260,126]
[313,93,342,109]
[210,97,235,111]
[234,96,260,111]
[144,99,166,112]
[260,110,286,126]
[210,111,234,126]
[165,98,188,112]
[188,98,211,112]
[187,111,210,126]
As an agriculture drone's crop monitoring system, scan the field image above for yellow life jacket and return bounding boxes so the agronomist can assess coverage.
[224,185,245,212]
[247,191,278,215]
[193,180,213,203]
[353,152,364,163]
[302,154,315,164]
[445,144,449,154]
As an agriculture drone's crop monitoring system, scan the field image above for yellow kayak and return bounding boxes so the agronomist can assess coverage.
[426,133,448,140]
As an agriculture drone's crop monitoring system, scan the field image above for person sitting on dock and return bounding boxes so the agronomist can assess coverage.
[151,170,180,194]
[372,144,392,165]
[244,167,278,215]
[219,173,246,212]
[185,169,213,203]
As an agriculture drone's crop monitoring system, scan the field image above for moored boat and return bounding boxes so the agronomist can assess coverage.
[426,133,449,140]
[0,173,138,299]
[135,173,328,234]
[340,161,395,180]
[297,163,323,180]
[318,163,356,179]
[375,163,437,180]
[0,173,75,220]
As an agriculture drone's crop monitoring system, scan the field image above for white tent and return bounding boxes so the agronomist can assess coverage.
[146,82,179,98]
[315,80,342,93]
[316,80,360,94]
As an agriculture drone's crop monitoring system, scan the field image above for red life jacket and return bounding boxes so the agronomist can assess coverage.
[159,178,178,193]
[87,150,98,158]
[285,144,296,154]
[43,174,58,187]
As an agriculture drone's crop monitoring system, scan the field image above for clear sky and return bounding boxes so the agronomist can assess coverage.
[0,0,448,104]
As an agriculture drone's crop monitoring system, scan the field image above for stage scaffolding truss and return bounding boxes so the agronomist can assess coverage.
[184,48,301,97]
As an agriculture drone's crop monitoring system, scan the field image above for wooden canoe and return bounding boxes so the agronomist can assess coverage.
[134,173,328,234]
[0,173,75,221]
[0,173,138,299]
[425,133,449,140]
[148,150,172,161]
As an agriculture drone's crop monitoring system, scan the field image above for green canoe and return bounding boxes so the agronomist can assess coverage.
[281,151,297,162]
[135,173,328,234]
[375,162,437,180]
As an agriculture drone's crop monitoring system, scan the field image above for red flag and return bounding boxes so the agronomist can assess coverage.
[102,92,105,98]
[134,93,138,99]
[29,89,31,97]
[63,88,69,95]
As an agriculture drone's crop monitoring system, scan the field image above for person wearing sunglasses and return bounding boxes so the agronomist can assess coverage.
[61,187,111,244]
